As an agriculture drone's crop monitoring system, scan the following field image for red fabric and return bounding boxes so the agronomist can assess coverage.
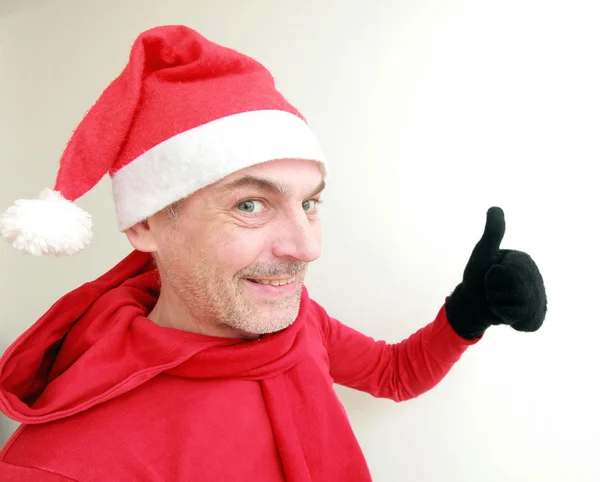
[54,25,303,201]
[0,250,478,481]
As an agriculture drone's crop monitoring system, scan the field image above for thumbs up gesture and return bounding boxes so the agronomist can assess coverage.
[444,207,547,340]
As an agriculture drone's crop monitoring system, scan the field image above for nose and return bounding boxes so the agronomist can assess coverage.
[272,211,321,263]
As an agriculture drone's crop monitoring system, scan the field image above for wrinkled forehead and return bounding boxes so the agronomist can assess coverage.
[212,158,326,197]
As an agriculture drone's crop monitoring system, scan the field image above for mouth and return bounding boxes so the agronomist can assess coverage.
[242,277,298,299]
[245,278,295,286]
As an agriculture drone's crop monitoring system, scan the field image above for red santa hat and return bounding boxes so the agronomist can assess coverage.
[0,25,327,256]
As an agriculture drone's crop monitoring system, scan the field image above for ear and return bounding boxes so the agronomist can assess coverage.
[124,219,159,253]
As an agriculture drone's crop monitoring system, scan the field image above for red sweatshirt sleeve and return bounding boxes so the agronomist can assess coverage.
[322,303,480,402]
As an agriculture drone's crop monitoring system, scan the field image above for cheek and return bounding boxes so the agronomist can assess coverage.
[210,228,271,275]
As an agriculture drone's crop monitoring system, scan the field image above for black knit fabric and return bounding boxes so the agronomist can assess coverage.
[445,207,547,340]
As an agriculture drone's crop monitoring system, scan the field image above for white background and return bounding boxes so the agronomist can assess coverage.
[1,0,598,480]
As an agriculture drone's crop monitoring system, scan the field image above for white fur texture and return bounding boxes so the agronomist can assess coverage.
[112,109,327,230]
[0,188,92,256]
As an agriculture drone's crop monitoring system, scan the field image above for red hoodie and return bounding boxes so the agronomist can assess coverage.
[0,250,478,481]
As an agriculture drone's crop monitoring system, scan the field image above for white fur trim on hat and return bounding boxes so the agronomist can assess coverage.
[111,109,327,230]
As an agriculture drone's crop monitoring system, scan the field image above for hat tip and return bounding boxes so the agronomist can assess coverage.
[0,188,93,256]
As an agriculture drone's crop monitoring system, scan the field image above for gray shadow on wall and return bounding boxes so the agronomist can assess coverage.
[0,414,19,447]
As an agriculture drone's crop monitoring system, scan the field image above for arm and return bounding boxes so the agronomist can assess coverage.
[323,303,478,402]
[323,206,546,402]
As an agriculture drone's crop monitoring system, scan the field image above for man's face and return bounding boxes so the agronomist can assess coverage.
[149,158,325,336]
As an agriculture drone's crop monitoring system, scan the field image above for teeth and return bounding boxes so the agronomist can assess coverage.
[252,278,294,286]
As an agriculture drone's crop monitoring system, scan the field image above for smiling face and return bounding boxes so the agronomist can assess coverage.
[128,158,325,337]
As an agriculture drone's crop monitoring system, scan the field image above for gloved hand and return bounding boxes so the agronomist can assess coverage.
[444,207,547,340]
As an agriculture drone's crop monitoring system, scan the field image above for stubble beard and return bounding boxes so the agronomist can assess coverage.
[160,242,308,335]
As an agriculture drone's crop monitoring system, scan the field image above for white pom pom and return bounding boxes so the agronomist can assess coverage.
[0,188,92,256]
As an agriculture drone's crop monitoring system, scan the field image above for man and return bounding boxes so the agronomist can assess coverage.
[0,25,546,481]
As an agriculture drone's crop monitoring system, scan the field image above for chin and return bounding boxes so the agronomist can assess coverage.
[258,311,299,334]
[223,287,302,335]
[245,305,300,335]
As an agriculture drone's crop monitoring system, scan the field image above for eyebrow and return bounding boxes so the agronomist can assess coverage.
[216,175,326,199]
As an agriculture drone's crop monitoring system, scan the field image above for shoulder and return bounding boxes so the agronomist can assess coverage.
[0,461,78,481]
[1,426,78,481]
[302,289,333,340]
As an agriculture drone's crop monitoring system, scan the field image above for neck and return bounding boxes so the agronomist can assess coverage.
[146,285,260,341]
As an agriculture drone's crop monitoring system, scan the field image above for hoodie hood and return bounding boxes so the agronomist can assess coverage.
[0,250,310,425]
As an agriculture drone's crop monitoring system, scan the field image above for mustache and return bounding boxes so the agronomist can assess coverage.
[238,261,308,279]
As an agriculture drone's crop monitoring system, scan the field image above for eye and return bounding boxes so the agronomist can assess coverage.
[302,199,320,213]
[237,200,265,213]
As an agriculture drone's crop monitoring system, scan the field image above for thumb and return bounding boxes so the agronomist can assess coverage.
[472,207,506,259]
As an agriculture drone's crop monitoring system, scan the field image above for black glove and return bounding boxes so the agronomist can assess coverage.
[445,207,547,340]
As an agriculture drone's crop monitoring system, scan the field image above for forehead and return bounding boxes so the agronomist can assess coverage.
[240,158,323,178]
[214,158,325,194]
